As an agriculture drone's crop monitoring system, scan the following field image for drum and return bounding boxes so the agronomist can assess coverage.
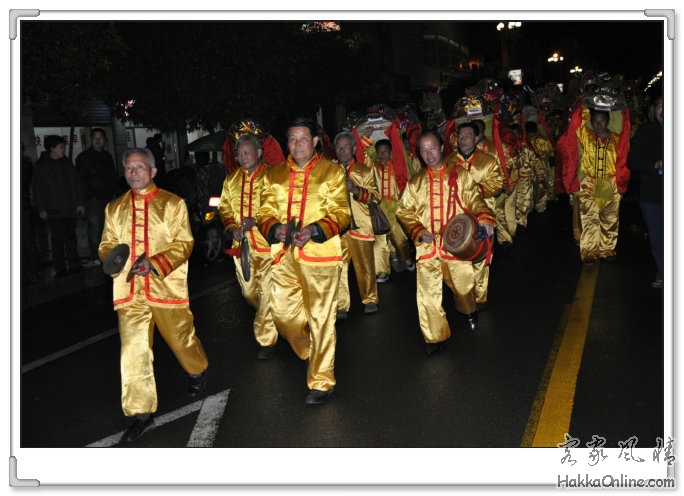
[442,214,487,262]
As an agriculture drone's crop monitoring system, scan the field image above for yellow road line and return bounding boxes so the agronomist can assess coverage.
[520,304,570,447]
[528,263,600,447]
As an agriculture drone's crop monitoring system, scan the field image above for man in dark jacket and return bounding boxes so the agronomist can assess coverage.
[76,128,119,265]
[628,95,664,288]
[31,135,85,277]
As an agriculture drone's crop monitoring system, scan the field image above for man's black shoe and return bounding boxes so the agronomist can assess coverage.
[187,369,207,397]
[121,415,153,443]
[425,340,446,357]
[257,345,276,360]
[305,388,333,405]
[466,312,478,332]
[363,302,378,314]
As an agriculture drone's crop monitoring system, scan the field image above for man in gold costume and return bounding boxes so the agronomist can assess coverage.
[218,134,278,359]
[396,130,496,356]
[491,117,520,248]
[365,138,414,283]
[333,131,380,318]
[445,122,502,312]
[257,117,350,405]
[567,105,631,263]
[99,148,209,443]
[510,123,545,231]
[525,120,556,209]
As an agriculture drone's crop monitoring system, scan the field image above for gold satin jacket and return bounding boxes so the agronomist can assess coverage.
[445,149,503,200]
[99,184,194,309]
[337,159,379,241]
[518,144,546,179]
[371,159,402,202]
[396,163,496,262]
[217,162,271,253]
[577,108,620,178]
[529,134,555,161]
[257,153,351,266]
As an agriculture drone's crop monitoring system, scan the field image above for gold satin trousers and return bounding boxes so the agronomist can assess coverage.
[473,259,490,305]
[118,297,208,417]
[416,255,476,343]
[271,251,339,391]
[373,220,411,276]
[495,186,518,245]
[546,166,557,202]
[572,194,582,244]
[516,167,533,227]
[234,248,278,347]
[338,233,378,310]
[579,175,621,261]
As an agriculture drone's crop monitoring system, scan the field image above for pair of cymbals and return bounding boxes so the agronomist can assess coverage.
[102,244,130,275]
[284,218,301,248]
[103,244,158,280]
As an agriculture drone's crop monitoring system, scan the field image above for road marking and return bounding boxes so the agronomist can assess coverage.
[519,304,571,447]
[21,328,119,374]
[21,280,233,374]
[529,263,599,447]
[187,387,231,447]
[85,388,231,448]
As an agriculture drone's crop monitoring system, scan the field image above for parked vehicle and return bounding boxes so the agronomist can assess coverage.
[193,161,229,264]
[163,161,229,264]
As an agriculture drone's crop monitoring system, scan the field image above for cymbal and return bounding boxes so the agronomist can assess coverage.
[102,244,130,275]
[240,236,250,282]
[126,252,148,282]
[284,217,300,248]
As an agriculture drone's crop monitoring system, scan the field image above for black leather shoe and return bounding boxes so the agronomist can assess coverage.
[187,369,207,397]
[425,340,446,356]
[257,345,275,360]
[364,302,378,314]
[305,388,333,405]
[121,415,154,443]
[466,312,478,332]
[600,255,616,263]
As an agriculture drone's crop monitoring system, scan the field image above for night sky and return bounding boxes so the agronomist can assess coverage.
[480,20,665,82]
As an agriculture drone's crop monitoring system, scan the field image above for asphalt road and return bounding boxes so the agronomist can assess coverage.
[15,194,667,486]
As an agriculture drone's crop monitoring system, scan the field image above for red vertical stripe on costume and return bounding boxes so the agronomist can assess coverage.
[615,107,631,193]
[385,118,409,193]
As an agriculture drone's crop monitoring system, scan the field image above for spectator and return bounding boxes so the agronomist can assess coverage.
[628,95,663,287]
[31,135,85,278]
[76,128,119,266]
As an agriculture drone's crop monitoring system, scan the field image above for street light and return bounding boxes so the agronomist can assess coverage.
[547,52,564,63]
[497,21,522,31]
[497,21,523,69]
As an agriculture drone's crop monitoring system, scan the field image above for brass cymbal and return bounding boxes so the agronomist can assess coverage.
[102,244,130,275]
[240,236,250,282]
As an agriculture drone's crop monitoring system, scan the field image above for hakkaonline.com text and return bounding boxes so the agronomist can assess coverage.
[557,473,675,488]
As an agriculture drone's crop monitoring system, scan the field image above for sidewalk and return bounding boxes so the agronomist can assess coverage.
[21,218,110,308]
[21,261,110,308]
